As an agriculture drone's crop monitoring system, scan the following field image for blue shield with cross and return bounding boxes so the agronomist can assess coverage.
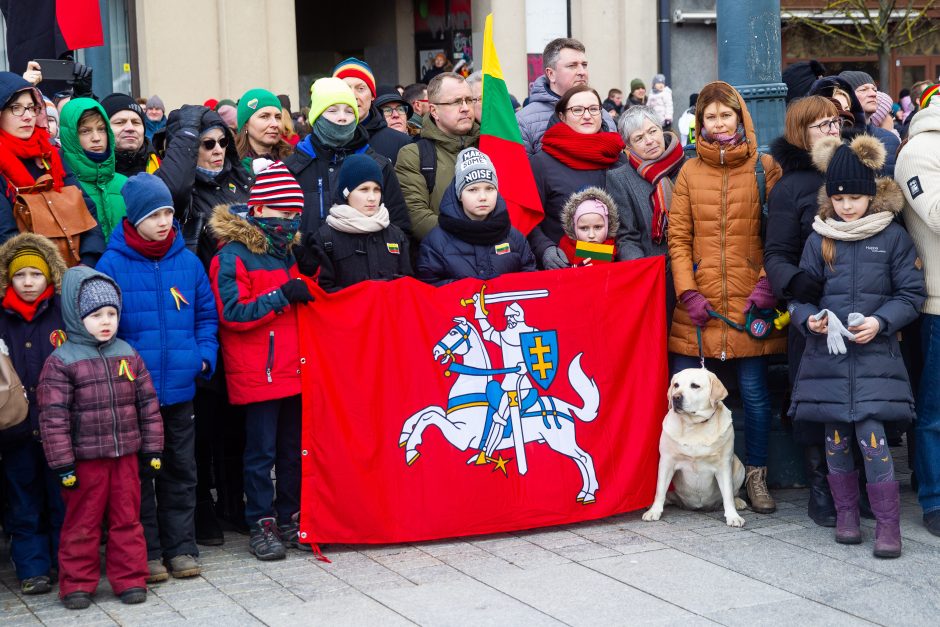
[520,330,559,391]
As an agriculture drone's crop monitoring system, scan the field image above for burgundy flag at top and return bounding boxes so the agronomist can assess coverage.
[298,258,667,544]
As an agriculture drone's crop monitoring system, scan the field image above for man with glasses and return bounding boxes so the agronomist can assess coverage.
[333,58,411,166]
[100,93,162,177]
[403,83,429,134]
[840,70,900,176]
[516,37,615,155]
[374,87,413,135]
[396,72,481,240]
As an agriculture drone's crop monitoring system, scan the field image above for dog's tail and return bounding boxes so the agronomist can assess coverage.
[568,353,599,422]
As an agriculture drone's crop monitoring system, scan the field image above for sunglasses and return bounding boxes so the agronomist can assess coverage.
[201,136,229,150]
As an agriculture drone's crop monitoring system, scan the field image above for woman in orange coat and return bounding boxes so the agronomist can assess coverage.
[668,81,785,514]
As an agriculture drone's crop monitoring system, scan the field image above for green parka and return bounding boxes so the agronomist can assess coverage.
[59,98,128,240]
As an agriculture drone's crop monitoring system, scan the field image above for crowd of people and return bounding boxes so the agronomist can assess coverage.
[0,38,939,610]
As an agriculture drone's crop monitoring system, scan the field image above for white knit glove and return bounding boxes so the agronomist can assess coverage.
[812,309,856,355]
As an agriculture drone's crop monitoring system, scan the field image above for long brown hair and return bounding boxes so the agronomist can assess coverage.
[235,124,293,161]
[784,96,838,151]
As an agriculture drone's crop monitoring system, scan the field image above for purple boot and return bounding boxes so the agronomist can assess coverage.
[867,480,902,558]
[827,470,862,544]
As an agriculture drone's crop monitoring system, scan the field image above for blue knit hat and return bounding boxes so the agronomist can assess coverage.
[78,277,121,319]
[121,173,174,226]
[337,154,382,202]
[0,71,32,109]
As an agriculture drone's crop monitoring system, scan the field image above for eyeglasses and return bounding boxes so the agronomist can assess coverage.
[380,105,408,117]
[566,105,602,117]
[808,117,847,132]
[200,136,229,150]
[5,103,41,117]
[432,97,478,108]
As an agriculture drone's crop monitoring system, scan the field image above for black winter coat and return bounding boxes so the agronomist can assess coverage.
[156,110,251,268]
[312,221,412,292]
[528,147,624,260]
[764,136,826,387]
[284,130,412,239]
[417,186,536,286]
[361,106,412,166]
[789,204,926,425]
[114,138,160,177]
[0,295,64,449]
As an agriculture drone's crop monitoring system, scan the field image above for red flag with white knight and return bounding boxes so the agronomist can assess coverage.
[298,258,667,543]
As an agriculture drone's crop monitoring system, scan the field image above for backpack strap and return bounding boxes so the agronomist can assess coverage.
[320,226,335,257]
[755,151,770,241]
[417,138,436,194]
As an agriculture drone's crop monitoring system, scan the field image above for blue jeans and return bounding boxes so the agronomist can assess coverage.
[917,313,940,513]
[671,354,771,467]
[2,440,65,580]
[243,395,302,526]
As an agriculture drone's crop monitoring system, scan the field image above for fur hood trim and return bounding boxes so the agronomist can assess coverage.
[769,135,815,174]
[559,187,620,240]
[0,232,68,295]
[816,176,905,219]
[209,204,270,255]
[811,134,885,174]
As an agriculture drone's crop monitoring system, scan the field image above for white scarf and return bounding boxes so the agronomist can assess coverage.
[325,203,390,234]
[811,212,894,241]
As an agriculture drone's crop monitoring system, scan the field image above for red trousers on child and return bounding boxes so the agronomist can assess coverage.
[58,455,148,597]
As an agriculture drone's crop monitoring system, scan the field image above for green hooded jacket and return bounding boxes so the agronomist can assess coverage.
[59,98,128,241]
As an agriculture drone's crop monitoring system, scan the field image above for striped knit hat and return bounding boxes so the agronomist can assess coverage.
[870,91,893,127]
[920,84,940,109]
[248,159,304,213]
[332,58,376,98]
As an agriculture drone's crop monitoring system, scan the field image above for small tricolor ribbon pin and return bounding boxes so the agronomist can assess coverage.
[118,359,136,381]
[170,286,189,311]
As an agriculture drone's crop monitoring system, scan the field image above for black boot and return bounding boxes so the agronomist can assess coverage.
[195,498,224,546]
[803,445,836,527]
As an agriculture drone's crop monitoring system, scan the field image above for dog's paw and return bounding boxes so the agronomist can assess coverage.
[725,513,746,528]
[734,497,747,510]
[642,508,663,522]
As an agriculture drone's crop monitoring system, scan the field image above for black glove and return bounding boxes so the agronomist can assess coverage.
[69,62,94,99]
[280,279,315,304]
[58,465,78,490]
[177,104,209,133]
[788,272,823,304]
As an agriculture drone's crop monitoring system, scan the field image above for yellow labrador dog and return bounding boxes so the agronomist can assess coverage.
[642,368,747,527]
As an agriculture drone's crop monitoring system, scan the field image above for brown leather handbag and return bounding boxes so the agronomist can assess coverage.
[0,339,28,431]
[13,175,98,267]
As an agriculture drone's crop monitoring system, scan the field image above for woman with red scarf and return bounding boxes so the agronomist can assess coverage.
[0,72,104,265]
[606,105,686,325]
[528,85,626,269]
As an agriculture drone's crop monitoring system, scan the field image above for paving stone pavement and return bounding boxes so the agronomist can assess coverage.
[2,463,938,626]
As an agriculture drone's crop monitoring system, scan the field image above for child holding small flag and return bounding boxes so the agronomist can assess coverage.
[558,187,619,265]
[305,154,412,291]
[38,267,163,609]
[417,148,536,285]
[96,173,218,582]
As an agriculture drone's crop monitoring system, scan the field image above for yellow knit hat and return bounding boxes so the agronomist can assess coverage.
[308,77,359,126]
[9,247,50,280]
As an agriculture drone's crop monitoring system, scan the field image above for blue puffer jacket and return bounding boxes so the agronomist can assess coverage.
[96,220,219,405]
[416,183,537,286]
[789,179,925,425]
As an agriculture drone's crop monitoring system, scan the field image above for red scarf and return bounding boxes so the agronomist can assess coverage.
[628,134,684,244]
[123,219,176,259]
[2,284,54,322]
[540,122,625,170]
[0,127,67,198]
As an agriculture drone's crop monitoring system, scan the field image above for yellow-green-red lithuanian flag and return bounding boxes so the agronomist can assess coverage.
[480,13,544,235]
